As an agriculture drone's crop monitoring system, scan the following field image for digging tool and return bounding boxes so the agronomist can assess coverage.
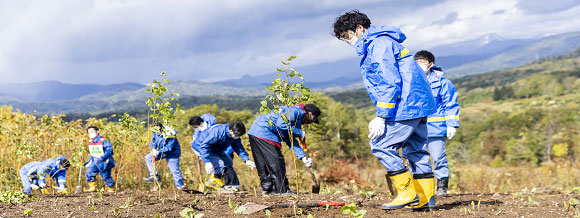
[385,174,397,197]
[299,137,320,194]
[75,154,84,193]
[241,202,345,214]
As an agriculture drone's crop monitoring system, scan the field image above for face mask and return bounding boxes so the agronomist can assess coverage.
[419,64,430,73]
[232,136,240,140]
[349,29,360,46]
[88,132,97,139]
[199,122,208,131]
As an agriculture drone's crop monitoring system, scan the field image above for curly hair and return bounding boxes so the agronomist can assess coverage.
[332,10,371,39]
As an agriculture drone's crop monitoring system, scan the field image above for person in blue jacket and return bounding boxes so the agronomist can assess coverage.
[415,50,460,197]
[19,156,70,194]
[85,126,116,193]
[333,10,437,210]
[247,104,320,194]
[198,122,255,190]
[143,123,185,189]
[189,114,241,190]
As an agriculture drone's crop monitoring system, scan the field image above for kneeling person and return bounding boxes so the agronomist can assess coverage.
[20,156,70,194]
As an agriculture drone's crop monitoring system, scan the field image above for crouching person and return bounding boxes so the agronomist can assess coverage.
[85,126,116,193]
[20,156,70,194]
[198,122,255,190]
[143,123,185,190]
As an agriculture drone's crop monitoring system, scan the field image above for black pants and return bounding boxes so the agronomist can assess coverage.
[224,153,240,186]
[248,135,290,193]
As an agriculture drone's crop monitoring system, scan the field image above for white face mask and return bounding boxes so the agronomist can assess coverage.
[88,132,98,139]
[349,29,360,46]
[419,64,430,73]
[199,122,208,131]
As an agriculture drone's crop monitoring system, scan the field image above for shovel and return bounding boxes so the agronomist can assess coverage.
[75,154,83,194]
[299,138,320,194]
[241,201,345,214]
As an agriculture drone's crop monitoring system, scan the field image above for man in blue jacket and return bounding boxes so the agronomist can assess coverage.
[85,126,116,193]
[247,104,320,194]
[190,114,240,190]
[415,50,460,197]
[333,10,437,210]
[19,156,70,194]
[198,122,255,190]
[143,123,185,190]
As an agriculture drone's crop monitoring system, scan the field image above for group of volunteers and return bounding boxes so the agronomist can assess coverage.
[19,9,460,211]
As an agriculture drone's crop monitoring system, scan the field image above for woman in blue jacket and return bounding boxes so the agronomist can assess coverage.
[333,10,436,210]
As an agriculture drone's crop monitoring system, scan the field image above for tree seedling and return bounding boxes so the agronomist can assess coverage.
[23,208,33,216]
[341,203,366,218]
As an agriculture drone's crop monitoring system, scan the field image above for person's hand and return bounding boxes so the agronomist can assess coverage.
[151,149,159,157]
[368,117,385,140]
[30,184,39,190]
[245,161,256,169]
[39,182,46,188]
[301,157,313,167]
[300,130,306,140]
[205,162,214,174]
[447,127,457,140]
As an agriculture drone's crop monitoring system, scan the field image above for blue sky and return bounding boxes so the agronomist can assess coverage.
[1,0,579,84]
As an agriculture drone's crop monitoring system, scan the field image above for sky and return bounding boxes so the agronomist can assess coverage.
[1,0,580,84]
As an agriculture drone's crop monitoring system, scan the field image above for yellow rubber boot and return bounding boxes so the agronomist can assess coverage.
[85,182,97,192]
[382,171,419,210]
[106,186,115,193]
[405,176,436,210]
[205,174,225,190]
[40,188,50,194]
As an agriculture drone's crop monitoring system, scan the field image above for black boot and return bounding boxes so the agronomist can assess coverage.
[436,178,449,197]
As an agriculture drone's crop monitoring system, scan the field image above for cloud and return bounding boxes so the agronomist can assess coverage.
[0,0,579,84]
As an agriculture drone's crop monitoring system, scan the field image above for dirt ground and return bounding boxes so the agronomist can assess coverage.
[1,189,577,217]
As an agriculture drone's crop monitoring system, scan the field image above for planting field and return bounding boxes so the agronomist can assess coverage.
[1,190,576,217]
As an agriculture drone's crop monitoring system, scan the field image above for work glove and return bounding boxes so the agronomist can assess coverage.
[245,161,256,169]
[368,117,385,140]
[30,184,39,190]
[300,130,306,140]
[447,127,457,140]
[151,149,160,157]
[39,182,46,189]
[204,162,214,174]
[57,185,68,194]
[301,157,313,168]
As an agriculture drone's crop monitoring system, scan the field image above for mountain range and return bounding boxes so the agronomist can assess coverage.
[1,31,580,115]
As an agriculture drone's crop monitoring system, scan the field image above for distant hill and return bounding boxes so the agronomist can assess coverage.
[0,81,145,102]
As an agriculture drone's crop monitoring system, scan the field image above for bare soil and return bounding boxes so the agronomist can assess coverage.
[0,189,576,217]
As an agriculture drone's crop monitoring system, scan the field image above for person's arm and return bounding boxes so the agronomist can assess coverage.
[275,107,304,138]
[150,133,159,150]
[230,139,250,162]
[36,162,50,187]
[199,131,219,163]
[363,39,402,118]
[283,137,306,159]
[159,137,177,153]
[101,140,114,160]
[441,79,460,128]
[55,170,67,187]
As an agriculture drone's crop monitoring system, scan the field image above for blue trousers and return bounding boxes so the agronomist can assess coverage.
[370,117,433,174]
[426,137,449,179]
[206,151,234,175]
[86,160,116,187]
[145,154,184,189]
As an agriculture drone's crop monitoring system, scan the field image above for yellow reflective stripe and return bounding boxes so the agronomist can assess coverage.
[376,102,396,109]
[427,117,445,122]
[445,115,459,120]
[58,180,66,182]
[400,48,410,58]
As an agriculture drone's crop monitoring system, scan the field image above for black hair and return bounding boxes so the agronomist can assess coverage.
[60,159,71,168]
[414,50,435,63]
[332,10,371,39]
[228,122,246,137]
[189,116,203,126]
[87,126,99,131]
[154,122,163,129]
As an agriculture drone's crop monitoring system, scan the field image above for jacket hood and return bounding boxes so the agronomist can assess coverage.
[355,25,406,56]
[431,65,446,77]
[56,155,67,161]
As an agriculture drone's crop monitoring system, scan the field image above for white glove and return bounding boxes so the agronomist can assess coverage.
[151,149,159,156]
[300,130,306,139]
[447,127,457,140]
[368,117,385,140]
[39,182,46,188]
[245,161,256,169]
[205,162,213,174]
[302,157,313,167]
[30,184,39,190]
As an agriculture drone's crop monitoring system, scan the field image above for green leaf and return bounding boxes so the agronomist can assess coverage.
[228,197,235,209]
[234,206,247,214]
[180,208,195,218]
[570,198,579,206]
[194,214,204,218]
